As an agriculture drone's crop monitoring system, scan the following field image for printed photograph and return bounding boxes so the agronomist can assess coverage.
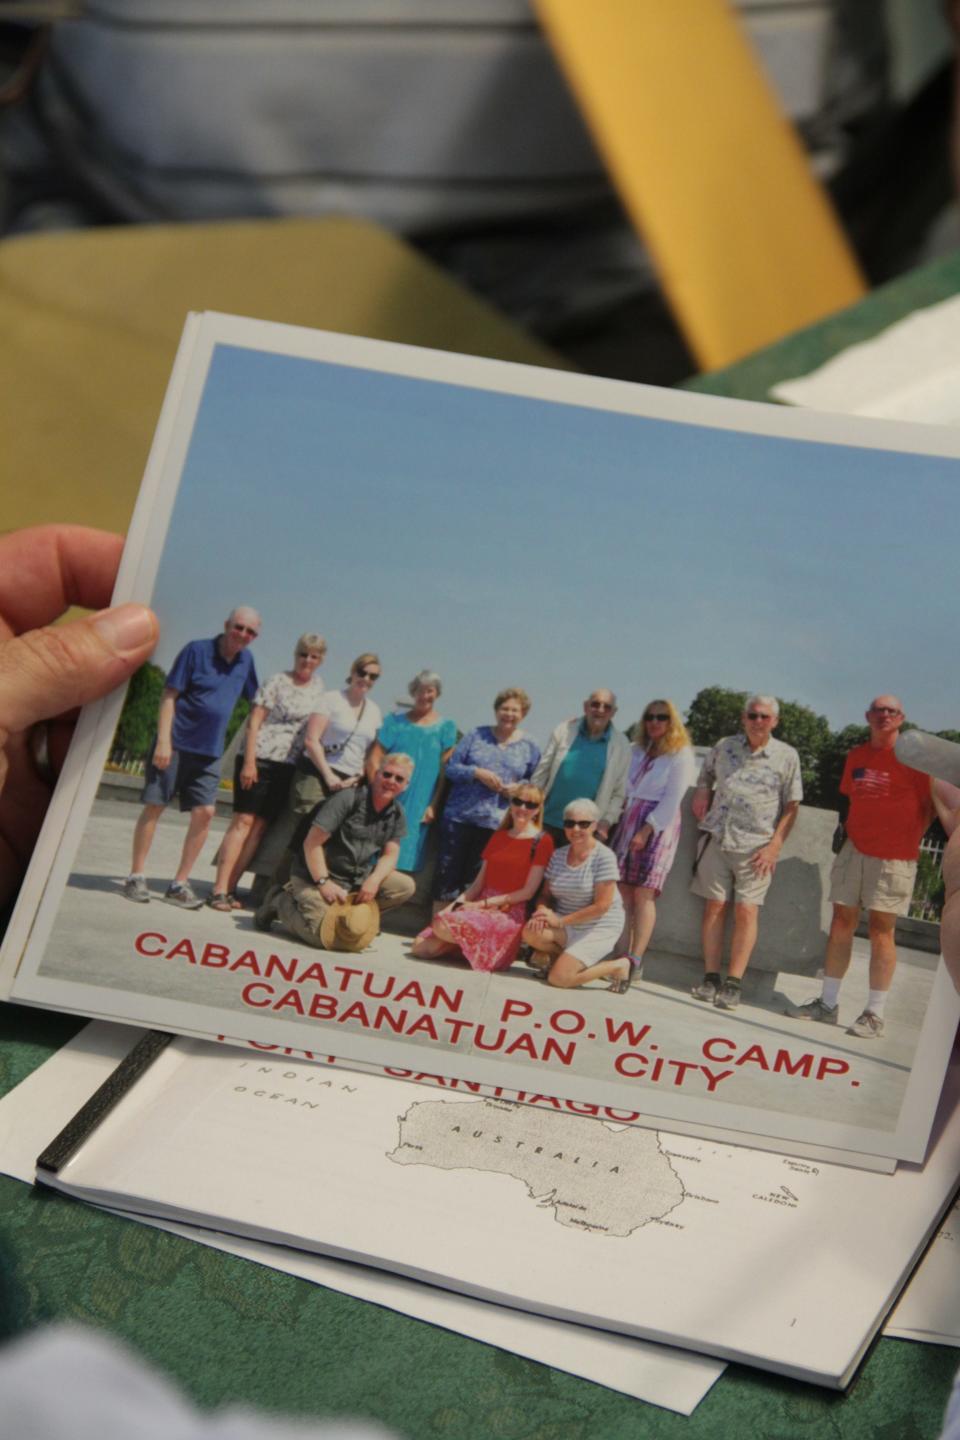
[15,321,960,1158]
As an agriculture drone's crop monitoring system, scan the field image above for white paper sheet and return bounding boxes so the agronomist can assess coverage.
[885,1196,960,1347]
[28,1027,960,1388]
[771,294,960,422]
[0,1022,723,1415]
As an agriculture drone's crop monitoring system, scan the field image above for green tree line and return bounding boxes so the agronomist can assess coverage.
[114,667,953,818]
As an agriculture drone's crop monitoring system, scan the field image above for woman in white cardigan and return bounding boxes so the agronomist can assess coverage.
[610,699,696,983]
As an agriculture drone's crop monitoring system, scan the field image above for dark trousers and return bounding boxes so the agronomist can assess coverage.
[433,818,493,901]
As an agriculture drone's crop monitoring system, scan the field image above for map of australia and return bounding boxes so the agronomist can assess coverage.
[388,1098,685,1236]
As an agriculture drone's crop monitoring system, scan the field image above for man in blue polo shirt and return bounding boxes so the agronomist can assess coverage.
[123,606,260,908]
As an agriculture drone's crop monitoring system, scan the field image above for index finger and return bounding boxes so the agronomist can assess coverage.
[0,526,126,635]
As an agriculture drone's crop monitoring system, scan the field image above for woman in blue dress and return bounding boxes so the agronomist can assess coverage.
[368,670,457,873]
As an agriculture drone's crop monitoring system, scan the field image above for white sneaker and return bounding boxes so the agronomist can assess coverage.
[847,1009,884,1039]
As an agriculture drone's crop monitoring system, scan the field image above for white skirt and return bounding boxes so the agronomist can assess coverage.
[561,913,623,966]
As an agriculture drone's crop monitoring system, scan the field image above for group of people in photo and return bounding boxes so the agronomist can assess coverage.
[120,608,945,1043]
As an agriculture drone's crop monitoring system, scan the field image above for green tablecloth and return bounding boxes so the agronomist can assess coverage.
[3,226,960,1436]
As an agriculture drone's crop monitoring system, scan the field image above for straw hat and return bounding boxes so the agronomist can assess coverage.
[319,896,381,952]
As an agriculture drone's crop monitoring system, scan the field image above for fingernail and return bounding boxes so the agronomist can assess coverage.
[92,603,157,655]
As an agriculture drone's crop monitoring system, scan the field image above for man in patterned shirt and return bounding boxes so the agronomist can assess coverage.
[689,695,802,1010]
[793,694,932,1039]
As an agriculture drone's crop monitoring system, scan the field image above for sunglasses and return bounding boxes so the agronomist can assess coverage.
[380,770,406,783]
[356,669,380,681]
[563,818,593,830]
[645,713,669,723]
[870,706,902,716]
[511,798,539,811]
[588,701,614,711]
[746,711,773,721]
[296,649,323,660]
[232,624,258,637]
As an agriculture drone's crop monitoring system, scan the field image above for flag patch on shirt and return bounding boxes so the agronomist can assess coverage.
[852,766,893,797]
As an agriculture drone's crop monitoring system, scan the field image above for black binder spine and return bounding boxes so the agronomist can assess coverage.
[36,1030,174,1178]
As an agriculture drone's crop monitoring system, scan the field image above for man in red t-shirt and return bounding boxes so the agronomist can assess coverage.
[794,694,932,1039]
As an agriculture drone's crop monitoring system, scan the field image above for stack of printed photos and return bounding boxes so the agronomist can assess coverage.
[2,313,959,1387]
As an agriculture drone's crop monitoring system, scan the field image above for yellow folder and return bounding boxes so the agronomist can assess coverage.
[535,0,866,369]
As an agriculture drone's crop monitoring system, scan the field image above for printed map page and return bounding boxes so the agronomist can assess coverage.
[390,1098,684,1236]
[43,1042,960,1387]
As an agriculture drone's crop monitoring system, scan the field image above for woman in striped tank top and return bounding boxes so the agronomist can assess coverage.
[523,797,631,993]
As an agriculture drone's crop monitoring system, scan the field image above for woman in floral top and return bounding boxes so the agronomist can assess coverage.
[433,687,540,904]
[208,633,326,909]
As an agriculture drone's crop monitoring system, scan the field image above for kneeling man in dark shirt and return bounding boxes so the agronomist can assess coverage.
[256,752,416,948]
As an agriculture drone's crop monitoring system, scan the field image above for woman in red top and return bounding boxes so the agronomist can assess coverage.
[411,784,553,972]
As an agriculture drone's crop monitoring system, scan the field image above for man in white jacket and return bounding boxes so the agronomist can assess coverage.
[532,690,631,846]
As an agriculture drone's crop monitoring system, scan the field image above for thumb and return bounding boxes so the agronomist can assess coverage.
[0,603,159,737]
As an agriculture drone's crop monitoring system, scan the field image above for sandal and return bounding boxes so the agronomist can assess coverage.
[227,892,245,910]
[608,959,633,994]
[207,892,235,912]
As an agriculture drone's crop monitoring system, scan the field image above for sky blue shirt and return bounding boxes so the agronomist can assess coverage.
[167,636,259,757]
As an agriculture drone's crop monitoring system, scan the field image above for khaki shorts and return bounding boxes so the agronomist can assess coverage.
[829,840,917,917]
[690,839,774,906]
[276,870,416,949]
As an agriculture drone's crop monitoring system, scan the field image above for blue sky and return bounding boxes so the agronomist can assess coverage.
[148,342,958,745]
